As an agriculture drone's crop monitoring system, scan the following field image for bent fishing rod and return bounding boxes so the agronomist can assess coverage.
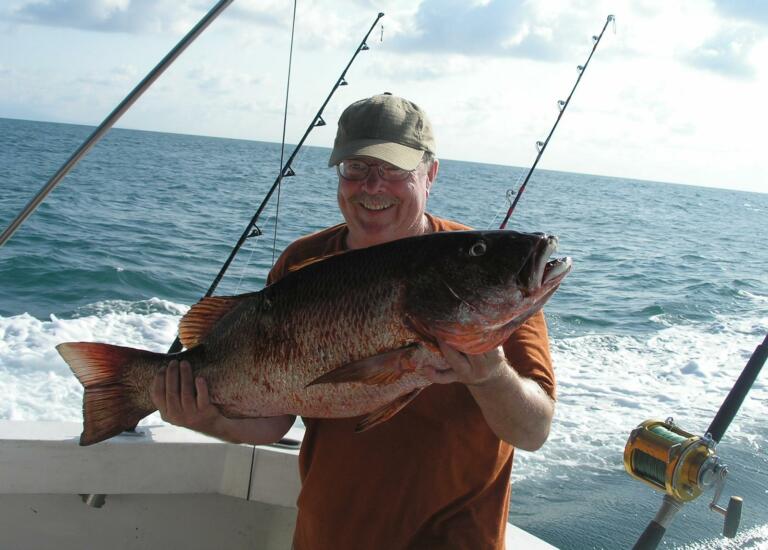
[0,0,235,249]
[625,332,767,549]
[167,11,385,353]
[498,14,615,229]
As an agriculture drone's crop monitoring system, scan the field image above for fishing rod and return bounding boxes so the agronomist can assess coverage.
[0,0,235,249]
[625,332,767,549]
[498,14,615,230]
[166,11,385,354]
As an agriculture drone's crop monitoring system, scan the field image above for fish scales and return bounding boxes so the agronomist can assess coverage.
[201,247,430,418]
[57,230,572,445]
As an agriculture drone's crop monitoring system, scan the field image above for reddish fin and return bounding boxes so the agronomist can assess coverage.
[405,315,440,353]
[178,295,252,348]
[57,342,163,446]
[306,345,418,387]
[355,388,423,432]
[287,251,347,274]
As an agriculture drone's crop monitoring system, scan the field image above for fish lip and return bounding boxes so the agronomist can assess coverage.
[518,235,572,296]
[522,235,560,292]
[542,257,573,289]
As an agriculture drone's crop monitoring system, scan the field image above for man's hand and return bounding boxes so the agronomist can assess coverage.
[151,359,223,434]
[421,341,508,386]
[421,339,554,450]
[150,359,295,445]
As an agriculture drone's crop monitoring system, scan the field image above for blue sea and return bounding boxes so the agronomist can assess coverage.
[1,117,766,549]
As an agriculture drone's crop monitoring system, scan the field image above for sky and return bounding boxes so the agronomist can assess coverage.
[1,0,766,194]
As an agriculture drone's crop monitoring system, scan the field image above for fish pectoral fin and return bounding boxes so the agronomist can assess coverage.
[355,388,423,432]
[306,345,418,387]
[178,294,256,348]
[404,315,440,353]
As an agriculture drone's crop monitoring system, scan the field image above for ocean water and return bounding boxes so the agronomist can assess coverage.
[1,117,766,549]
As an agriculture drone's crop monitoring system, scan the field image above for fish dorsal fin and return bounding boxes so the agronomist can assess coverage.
[287,250,346,274]
[178,295,251,348]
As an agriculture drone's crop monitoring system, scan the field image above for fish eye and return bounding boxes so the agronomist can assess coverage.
[468,240,487,257]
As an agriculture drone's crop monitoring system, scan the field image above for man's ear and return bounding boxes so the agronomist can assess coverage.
[426,158,439,195]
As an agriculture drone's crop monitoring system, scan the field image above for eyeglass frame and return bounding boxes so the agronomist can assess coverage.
[336,158,423,182]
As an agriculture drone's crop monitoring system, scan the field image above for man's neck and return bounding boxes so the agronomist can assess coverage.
[346,214,432,250]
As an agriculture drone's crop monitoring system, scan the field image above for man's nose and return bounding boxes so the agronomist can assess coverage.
[361,167,385,192]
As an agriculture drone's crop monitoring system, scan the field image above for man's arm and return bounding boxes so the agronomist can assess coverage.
[151,360,295,445]
[423,342,554,451]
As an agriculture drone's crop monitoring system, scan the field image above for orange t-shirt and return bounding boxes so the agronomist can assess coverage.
[268,214,555,550]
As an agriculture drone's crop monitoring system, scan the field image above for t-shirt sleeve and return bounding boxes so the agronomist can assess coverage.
[266,249,291,286]
[502,310,556,399]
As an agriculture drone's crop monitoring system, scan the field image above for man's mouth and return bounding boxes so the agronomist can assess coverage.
[353,196,400,211]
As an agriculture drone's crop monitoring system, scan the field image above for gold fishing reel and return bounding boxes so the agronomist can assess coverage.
[624,418,742,538]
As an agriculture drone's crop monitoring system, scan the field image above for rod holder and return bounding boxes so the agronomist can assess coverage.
[80,493,107,508]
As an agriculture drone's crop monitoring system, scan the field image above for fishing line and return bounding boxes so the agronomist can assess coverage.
[233,245,257,295]
[166,12,385,354]
[271,0,298,268]
[232,0,298,294]
[486,175,524,230]
[498,14,615,230]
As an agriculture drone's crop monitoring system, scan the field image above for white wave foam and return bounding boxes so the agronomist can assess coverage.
[513,313,768,482]
[2,303,766,484]
[676,522,768,549]
[0,299,185,423]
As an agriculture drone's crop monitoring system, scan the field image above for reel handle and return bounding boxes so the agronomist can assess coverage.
[711,496,742,538]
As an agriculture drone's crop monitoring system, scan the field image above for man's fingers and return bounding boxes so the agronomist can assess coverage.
[151,367,167,411]
[164,360,182,416]
[195,376,211,410]
[437,339,463,360]
[179,360,196,412]
[423,366,459,384]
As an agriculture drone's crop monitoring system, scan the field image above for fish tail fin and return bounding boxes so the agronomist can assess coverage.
[57,342,163,446]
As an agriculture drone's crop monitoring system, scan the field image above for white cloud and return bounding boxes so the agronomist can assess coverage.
[4,0,209,34]
[1,0,766,193]
[685,24,763,78]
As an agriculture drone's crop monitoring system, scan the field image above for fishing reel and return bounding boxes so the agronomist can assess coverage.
[624,418,742,538]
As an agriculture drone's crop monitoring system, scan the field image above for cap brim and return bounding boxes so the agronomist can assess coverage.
[328,139,425,170]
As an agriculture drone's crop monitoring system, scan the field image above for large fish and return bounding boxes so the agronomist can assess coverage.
[58,230,572,446]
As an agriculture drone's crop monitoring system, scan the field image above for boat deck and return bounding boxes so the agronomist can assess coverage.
[0,421,556,549]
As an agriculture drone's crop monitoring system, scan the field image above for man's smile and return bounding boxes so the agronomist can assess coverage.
[352,196,400,212]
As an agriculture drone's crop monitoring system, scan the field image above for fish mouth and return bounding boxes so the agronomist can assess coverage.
[542,257,572,288]
[524,235,572,295]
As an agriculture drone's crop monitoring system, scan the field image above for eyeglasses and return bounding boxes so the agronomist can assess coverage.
[337,159,416,182]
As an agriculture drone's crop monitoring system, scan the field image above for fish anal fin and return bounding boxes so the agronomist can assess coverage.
[306,345,418,387]
[179,295,251,348]
[355,388,423,432]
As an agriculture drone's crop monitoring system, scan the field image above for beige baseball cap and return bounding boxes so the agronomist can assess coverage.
[328,93,435,170]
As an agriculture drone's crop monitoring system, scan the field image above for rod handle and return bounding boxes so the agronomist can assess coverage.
[632,521,666,550]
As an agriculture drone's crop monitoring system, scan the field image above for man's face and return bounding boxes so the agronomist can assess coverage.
[337,155,438,249]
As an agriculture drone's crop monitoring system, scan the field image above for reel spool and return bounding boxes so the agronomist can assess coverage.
[624,418,742,538]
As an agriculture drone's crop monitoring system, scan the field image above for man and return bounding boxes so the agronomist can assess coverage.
[152,93,556,549]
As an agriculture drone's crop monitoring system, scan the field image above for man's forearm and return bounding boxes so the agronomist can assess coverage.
[468,366,554,451]
[207,414,296,445]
